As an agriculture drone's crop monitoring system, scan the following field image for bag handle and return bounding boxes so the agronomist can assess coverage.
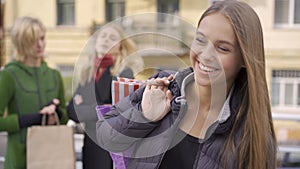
[41,112,60,126]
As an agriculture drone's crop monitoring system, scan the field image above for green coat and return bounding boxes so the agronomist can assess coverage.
[0,61,68,169]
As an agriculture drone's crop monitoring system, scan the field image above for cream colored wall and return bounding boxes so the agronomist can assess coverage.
[5,0,55,27]
[4,0,102,68]
[256,0,300,55]
[125,0,156,24]
[3,0,300,114]
[251,0,300,93]
[4,0,16,27]
[4,0,300,70]
[5,0,105,28]
[179,0,207,26]
[44,28,90,66]
[77,0,105,27]
[126,0,156,15]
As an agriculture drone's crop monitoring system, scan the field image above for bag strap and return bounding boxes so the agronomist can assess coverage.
[41,112,60,126]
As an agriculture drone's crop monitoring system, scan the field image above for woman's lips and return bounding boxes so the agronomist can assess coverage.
[196,59,219,73]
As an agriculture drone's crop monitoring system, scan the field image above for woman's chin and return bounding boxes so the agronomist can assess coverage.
[194,74,211,87]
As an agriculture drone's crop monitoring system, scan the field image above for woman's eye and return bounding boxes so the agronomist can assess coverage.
[218,46,230,52]
[195,38,206,45]
[110,35,117,41]
[100,33,106,38]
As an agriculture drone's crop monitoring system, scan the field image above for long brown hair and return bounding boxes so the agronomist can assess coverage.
[198,1,277,168]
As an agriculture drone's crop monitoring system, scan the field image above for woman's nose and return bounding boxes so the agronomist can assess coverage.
[37,39,43,47]
[104,36,111,43]
[200,41,217,62]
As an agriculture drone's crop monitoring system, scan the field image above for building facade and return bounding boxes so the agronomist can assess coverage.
[2,0,300,114]
[1,0,300,166]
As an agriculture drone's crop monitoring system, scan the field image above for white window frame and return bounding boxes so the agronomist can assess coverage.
[106,0,125,22]
[272,78,300,107]
[274,0,300,28]
[271,70,300,109]
[56,0,75,26]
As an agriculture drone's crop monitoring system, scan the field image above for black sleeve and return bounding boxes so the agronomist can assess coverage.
[18,99,65,129]
[67,98,79,123]
[45,100,63,120]
[18,113,43,129]
[55,106,63,120]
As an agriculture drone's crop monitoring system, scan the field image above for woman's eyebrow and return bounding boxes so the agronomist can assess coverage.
[196,31,206,37]
[218,40,235,47]
[197,31,235,47]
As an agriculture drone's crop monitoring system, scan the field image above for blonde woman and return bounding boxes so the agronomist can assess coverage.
[0,16,68,169]
[96,1,277,169]
[67,25,144,169]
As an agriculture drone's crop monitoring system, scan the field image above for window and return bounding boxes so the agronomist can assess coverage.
[106,0,125,22]
[57,0,75,25]
[271,70,300,108]
[274,0,300,28]
[157,0,179,23]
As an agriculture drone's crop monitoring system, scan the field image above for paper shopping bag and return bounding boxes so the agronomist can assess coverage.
[111,77,143,105]
[27,115,75,169]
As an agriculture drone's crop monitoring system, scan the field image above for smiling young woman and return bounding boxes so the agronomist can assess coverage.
[96,1,277,169]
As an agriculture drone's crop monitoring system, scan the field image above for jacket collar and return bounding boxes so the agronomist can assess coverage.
[175,69,243,138]
[6,61,48,76]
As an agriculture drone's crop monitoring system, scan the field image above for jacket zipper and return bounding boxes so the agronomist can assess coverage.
[34,68,43,108]
[18,69,43,143]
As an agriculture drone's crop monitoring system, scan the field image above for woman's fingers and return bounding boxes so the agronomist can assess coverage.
[155,77,170,86]
[40,104,56,115]
[166,90,173,101]
[52,98,60,105]
[150,85,158,89]
[145,75,175,97]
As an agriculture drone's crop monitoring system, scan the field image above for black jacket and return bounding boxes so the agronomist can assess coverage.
[96,67,275,169]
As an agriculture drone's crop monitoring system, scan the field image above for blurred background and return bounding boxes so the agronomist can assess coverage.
[1,0,300,168]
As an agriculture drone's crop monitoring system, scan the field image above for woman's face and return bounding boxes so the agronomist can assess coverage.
[95,27,122,59]
[190,13,244,88]
[30,29,46,59]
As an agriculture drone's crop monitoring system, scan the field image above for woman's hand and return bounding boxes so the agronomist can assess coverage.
[141,76,173,122]
[39,98,60,125]
[74,94,83,105]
